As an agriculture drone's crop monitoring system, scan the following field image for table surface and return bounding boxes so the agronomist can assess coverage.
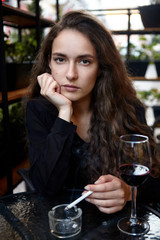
[0,190,160,240]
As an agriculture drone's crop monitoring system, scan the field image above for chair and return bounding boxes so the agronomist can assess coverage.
[17,168,35,191]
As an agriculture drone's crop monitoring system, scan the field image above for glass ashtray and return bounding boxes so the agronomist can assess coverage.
[48,204,82,238]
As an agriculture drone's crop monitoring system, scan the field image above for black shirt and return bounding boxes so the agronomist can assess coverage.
[26,96,160,202]
[26,96,91,196]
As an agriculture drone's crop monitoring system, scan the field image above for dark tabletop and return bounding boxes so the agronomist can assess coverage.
[0,190,160,240]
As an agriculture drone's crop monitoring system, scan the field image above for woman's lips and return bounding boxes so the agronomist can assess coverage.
[62,84,80,92]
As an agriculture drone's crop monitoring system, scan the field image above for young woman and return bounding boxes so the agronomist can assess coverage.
[26,10,160,214]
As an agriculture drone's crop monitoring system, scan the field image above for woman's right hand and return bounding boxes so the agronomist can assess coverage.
[37,73,73,122]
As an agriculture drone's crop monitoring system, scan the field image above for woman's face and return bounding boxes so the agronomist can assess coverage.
[49,29,99,103]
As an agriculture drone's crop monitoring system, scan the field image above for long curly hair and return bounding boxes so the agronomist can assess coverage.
[28,10,159,181]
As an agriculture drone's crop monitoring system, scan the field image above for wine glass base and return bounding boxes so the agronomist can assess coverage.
[117,217,150,236]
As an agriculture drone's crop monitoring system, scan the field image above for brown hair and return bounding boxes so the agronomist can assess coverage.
[28,10,159,181]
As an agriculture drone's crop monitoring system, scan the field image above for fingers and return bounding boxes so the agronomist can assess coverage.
[37,73,72,122]
[86,196,125,207]
[97,205,123,214]
[37,73,60,96]
[41,81,58,97]
[85,190,125,214]
[84,185,125,214]
[85,175,121,192]
[83,175,131,214]
[84,188,124,200]
[85,194,125,214]
[95,174,116,184]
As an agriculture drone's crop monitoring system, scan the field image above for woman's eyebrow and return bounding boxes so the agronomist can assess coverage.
[52,52,66,57]
[77,54,95,59]
[52,52,95,59]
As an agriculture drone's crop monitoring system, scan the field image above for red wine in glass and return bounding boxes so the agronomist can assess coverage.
[117,134,152,236]
[119,164,150,186]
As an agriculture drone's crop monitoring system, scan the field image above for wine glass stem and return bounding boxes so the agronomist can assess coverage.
[130,186,138,226]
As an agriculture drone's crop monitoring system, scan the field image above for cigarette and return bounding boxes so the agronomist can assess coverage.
[65,190,93,210]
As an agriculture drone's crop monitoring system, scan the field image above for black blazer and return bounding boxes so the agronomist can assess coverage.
[26,96,160,202]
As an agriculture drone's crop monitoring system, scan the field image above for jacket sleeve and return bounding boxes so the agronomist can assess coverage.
[26,99,77,196]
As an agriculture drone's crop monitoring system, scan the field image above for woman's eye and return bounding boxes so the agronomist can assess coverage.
[80,59,90,65]
[55,57,65,63]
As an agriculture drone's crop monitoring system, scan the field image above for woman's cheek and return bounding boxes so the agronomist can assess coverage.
[52,71,63,84]
[51,71,58,81]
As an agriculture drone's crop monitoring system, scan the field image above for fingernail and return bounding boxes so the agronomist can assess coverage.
[84,186,90,190]
[85,198,90,202]
[95,180,100,184]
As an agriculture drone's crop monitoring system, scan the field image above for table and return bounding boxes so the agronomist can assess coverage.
[0,190,160,240]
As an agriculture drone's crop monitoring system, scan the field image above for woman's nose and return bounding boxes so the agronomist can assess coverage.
[66,62,78,80]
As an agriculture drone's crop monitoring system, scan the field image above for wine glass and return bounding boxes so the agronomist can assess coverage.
[117,134,152,236]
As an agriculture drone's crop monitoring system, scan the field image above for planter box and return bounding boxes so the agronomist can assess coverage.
[139,5,160,28]
[1,63,33,91]
[153,106,160,119]
[155,61,160,76]
[125,60,148,77]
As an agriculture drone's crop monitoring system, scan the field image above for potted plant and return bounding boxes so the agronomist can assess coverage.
[4,29,37,91]
[3,0,44,91]
[137,88,160,103]
[150,35,160,76]
[137,88,160,119]
[139,0,160,28]
[139,35,160,77]
[118,36,150,77]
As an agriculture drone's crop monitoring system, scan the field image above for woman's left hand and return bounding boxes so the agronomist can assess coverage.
[83,174,131,214]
